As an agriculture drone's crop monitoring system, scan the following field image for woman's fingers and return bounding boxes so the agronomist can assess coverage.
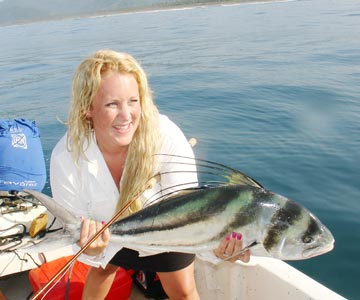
[216,235,230,256]
[241,249,251,263]
[226,233,235,255]
[213,235,230,259]
[78,218,110,256]
[226,232,242,263]
[100,221,110,244]
[79,218,91,246]
[88,220,97,241]
[214,232,251,263]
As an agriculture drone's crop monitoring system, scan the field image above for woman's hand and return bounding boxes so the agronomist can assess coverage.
[78,218,110,256]
[213,232,250,263]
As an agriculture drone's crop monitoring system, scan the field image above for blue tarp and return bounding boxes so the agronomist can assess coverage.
[0,119,46,192]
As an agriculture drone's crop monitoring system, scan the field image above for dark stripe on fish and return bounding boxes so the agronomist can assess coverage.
[112,185,262,240]
[302,215,321,244]
[263,199,303,251]
[112,186,236,235]
[211,188,270,242]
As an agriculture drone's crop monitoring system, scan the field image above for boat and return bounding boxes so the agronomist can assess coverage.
[0,248,348,300]
[0,119,347,299]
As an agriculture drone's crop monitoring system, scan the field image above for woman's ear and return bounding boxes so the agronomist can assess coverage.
[85,110,92,118]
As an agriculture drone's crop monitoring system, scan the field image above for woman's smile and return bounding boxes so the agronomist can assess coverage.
[112,122,133,133]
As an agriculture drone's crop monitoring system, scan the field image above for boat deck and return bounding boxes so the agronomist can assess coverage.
[0,270,155,300]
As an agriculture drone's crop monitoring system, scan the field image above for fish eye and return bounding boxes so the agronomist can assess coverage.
[302,236,313,244]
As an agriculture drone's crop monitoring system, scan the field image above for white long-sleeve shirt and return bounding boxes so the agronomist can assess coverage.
[50,115,198,267]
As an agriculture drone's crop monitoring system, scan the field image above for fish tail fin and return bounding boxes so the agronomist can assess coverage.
[23,189,80,225]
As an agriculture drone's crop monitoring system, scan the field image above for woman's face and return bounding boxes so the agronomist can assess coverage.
[88,72,141,154]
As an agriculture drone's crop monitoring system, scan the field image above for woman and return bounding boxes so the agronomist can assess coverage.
[50,50,249,300]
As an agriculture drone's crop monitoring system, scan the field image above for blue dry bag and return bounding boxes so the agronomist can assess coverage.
[0,119,46,192]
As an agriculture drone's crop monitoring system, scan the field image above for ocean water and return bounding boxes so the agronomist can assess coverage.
[0,0,359,299]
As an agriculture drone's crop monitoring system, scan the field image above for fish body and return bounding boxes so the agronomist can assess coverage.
[24,185,334,260]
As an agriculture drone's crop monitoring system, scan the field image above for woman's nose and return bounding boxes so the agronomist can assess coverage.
[116,105,131,118]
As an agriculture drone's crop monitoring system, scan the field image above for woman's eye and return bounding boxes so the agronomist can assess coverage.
[106,102,118,108]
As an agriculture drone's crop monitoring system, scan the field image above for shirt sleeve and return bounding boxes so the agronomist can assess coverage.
[50,135,88,217]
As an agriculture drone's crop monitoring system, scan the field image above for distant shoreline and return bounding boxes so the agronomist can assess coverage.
[1,0,282,27]
[90,0,284,17]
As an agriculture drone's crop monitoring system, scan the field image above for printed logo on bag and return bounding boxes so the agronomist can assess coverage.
[11,133,27,149]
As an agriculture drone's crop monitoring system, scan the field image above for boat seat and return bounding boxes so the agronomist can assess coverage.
[28,255,133,300]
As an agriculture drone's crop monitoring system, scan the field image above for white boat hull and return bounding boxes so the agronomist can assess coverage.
[195,257,346,300]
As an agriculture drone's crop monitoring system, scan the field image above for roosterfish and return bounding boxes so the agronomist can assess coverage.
[22,157,334,261]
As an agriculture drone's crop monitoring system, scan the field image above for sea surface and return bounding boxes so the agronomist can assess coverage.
[0,0,359,299]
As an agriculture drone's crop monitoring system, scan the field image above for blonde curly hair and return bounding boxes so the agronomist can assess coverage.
[67,49,160,215]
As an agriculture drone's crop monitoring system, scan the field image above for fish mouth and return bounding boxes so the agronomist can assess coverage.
[303,241,335,258]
